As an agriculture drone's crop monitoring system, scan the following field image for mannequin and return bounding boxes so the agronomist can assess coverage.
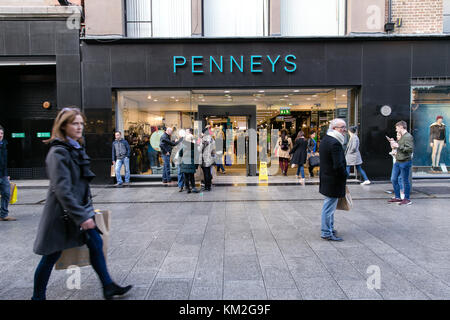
[429,115,446,169]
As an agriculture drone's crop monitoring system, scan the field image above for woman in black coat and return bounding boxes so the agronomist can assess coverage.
[290,131,308,184]
[32,107,132,300]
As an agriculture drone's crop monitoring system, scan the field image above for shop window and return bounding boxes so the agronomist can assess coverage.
[411,85,450,177]
[281,0,346,36]
[126,0,191,38]
[204,0,268,37]
[444,0,450,33]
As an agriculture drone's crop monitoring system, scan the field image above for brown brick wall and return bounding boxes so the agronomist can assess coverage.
[386,0,443,34]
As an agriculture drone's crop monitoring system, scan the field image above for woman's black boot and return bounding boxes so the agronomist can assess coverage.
[103,282,133,300]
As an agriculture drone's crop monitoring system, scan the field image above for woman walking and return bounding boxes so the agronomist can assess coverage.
[32,107,132,300]
[290,131,308,185]
[277,129,293,176]
[345,126,371,185]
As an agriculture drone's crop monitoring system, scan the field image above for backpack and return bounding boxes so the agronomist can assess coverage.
[280,138,289,151]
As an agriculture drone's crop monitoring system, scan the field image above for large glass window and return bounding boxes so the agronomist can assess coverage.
[126,0,191,38]
[411,85,450,177]
[116,88,355,177]
[204,0,268,37]
[444,0,450,33]
[281,0,346,36]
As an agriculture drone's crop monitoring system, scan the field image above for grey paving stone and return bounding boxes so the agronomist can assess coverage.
[294,276,348,300]
[261,266,297,289]
[190,286,223,300]
[266,288,303,300]
[285,255,331,279]
[146,278,192,300]
[158,257,198,279]
[224,255,262,281]
[336,279,383,300]
[122,270,158,288]
[223,280,267,300]
[225,239,256,256]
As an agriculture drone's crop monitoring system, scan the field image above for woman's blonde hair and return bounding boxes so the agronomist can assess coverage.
[45,107,86,144]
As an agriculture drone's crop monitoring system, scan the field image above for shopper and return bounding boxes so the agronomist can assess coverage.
[389,131,405,199]
[32,107,132,300]
[147,137,159,173]
[180,130,200,194]
[277,129,293,176]
[112,131,131,187]
[345,126,371,185]
[159,127,183,184]
[0,125,16,222]
[175,129,189,192]
[388,120,414,205]
[290,131,308,185]
[307,131,319,178]
[199,126,216,191]
[319,119,348,241]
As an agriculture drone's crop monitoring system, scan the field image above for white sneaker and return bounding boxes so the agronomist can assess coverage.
[400,191,405,200]
[360,180,371,185]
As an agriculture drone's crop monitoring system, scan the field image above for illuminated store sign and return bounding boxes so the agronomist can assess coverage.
[173,55,297,74]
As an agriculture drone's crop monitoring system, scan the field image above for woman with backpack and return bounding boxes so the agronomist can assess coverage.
[276,129,293,176]
[290,131,308,185]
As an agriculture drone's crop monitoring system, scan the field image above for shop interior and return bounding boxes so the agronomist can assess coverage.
[115,88,355,177]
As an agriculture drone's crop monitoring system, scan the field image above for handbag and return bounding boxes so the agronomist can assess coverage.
[194,166,204,182]
[55,210,111,270]
[9,182,17,204]
[308,155,320,167]
[337,187,353,211]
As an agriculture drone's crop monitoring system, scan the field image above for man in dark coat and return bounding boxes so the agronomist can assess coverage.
[0,125,16,221]
[319,119,348,241]
[159,127,183,184]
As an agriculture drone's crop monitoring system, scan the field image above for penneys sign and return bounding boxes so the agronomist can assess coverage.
[173,55,297,74]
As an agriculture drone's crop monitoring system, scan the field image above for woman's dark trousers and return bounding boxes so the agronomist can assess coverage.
[32,228,112,300]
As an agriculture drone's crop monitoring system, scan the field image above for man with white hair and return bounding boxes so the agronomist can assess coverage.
[319,118,348,241]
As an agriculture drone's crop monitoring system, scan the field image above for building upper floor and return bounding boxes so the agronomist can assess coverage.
[0,0,449,38]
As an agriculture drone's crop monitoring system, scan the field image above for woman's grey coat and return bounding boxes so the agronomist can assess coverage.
[33,140,96,256]
[345,135,363,166]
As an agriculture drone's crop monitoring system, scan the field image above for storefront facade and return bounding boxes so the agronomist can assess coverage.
[78,36,450,182]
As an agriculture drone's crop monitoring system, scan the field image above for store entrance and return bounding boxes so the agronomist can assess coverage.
[198,105,257,176]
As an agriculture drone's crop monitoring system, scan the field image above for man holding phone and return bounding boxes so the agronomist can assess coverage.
[388,121,414,206]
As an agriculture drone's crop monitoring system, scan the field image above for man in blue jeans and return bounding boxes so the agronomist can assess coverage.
[388,120,414,206]
[159,127,183,184]
[0,125,16,221]
[319,119,348,241]
[112,131,131,187]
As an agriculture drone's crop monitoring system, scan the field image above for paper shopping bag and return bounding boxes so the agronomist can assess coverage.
[110,165,125,177]
[55,210,110,270]
[337,187,353,211]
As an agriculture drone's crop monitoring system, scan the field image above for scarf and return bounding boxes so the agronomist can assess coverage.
[327,130,345,145]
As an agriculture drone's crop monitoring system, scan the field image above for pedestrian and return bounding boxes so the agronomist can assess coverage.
[345,126,371,185]
[0,125,16,221]
[307,131,319,178]
[112,131,131,187]
[387,120,414,205]
[199,126,216,191]
[290,131,308,185]
[32,107,132,300]
[319,118,348,241]
[277,129,293,176]
[388,131,405,199]
[180,130,200,194]
[159,127,183,185]
[174,129,187,192]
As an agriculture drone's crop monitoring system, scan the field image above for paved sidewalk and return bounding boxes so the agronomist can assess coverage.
[1,180,450,300]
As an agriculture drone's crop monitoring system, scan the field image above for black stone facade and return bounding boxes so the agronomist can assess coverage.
[0,20,81,178]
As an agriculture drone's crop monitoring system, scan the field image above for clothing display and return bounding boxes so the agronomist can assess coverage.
[429,119,446,168]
